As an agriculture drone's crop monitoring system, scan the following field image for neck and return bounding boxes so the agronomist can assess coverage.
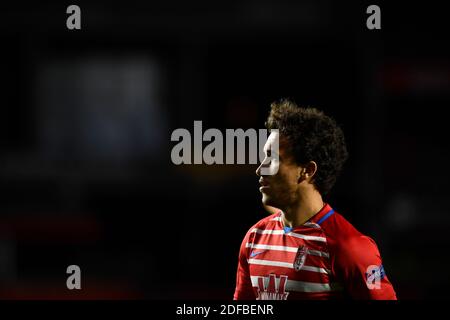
[282,189,324,228]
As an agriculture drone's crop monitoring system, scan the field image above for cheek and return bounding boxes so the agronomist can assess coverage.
[274,168,296,189]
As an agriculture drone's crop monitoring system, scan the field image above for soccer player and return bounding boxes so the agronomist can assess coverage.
[234,99,397,300]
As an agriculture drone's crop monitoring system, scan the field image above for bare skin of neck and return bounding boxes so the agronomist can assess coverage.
[281,188,324,228]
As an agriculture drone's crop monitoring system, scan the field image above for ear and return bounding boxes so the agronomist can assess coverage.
[298,161,318,182]
[304,161,318,181]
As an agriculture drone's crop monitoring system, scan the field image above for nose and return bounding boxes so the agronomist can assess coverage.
[256,162,262,177]
[256,156,271,177]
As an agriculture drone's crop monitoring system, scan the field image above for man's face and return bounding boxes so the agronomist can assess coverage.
[256,132,301,210]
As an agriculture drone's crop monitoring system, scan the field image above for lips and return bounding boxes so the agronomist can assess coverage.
[259,179,269,187]
[259,179,270,193]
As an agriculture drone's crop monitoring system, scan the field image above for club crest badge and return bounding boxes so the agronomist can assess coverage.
[293,245,308,271]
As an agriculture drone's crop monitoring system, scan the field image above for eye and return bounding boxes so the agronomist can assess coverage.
[266,149,272,157]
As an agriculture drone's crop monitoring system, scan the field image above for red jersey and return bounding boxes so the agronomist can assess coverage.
[234,204,397,300]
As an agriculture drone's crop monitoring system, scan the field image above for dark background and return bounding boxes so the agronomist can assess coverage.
[0,1,449,299]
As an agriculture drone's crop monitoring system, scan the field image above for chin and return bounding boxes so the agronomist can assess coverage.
[262,194,276,208]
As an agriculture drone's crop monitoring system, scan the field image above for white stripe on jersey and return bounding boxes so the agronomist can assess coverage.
[246,243,297,252]
[250,228,327,242]
[248,259,330,274]
[304,222,321,229]
[250,276,341,293]
[245,243,330,258]
[269,216,320,229]
[270,216,320,229]
[308,249,330,258]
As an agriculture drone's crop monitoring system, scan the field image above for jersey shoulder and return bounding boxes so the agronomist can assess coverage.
[318,209,397,299]
[319,210,368,242]
[238,212,280,256]
[320,210,382,268]
[241,211,281,242]
[248,211,281,231]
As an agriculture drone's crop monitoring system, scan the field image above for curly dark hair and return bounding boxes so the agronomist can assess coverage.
[265,99,348,195]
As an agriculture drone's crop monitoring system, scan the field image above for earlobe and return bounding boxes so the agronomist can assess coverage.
[303,168,310,179]
[297,168,307,183]
[299,161,317,183]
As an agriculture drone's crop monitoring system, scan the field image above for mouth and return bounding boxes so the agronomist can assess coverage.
[259,179,270,192]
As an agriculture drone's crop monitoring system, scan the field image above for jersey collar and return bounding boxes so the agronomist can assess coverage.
[278,203,335,230]
[309,203,334,225]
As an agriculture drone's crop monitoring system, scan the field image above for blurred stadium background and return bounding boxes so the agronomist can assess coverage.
[0,1,449,299]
